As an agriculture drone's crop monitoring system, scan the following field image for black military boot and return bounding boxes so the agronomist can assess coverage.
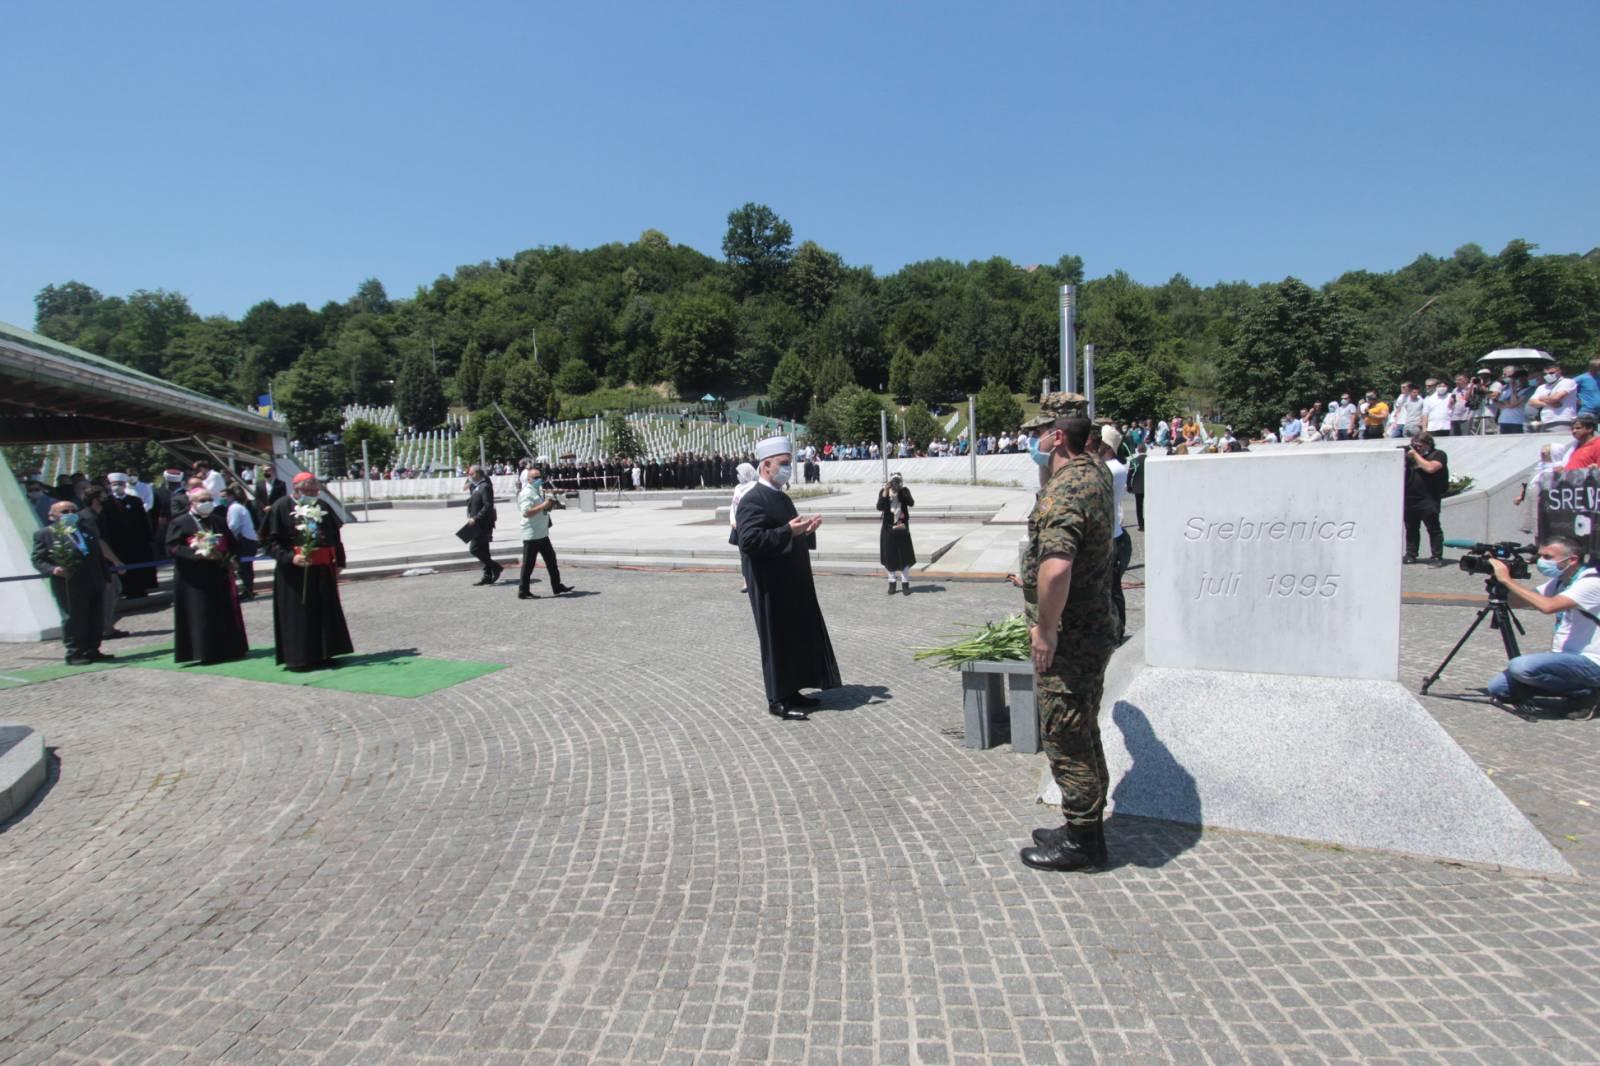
[1030,820,1107,865]
[1020,820,1105,872]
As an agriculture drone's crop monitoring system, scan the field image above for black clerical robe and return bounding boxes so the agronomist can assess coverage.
[105,492,158,594]
[261,494,353,669]
[736,481,841,704]
[165,511,248,664]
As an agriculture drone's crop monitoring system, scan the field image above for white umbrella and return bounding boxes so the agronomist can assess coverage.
[1479,347,1554,368]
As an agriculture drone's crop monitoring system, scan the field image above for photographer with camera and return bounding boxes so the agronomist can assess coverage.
[1403,431,1449,566]
[1484,536,1600,708]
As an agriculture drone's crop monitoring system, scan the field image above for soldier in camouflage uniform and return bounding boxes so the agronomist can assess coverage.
[1017,410,1118,872]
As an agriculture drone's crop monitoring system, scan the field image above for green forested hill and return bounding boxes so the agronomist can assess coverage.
[27,202,1600,438]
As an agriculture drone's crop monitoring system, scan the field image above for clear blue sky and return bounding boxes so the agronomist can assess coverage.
[4,0,1596,328]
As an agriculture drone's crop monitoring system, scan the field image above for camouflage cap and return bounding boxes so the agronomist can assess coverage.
[1020,392,1088,430]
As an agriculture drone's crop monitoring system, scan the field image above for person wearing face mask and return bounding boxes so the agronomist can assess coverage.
[26,479,53,526]
[1486,536,1600,711]
[463,464,502,586]
[729,461,758,594]
[102,472,157,597]
[735,435,840,722]
[1421,380,1455,436]
[514,464,573,600]
[30,500,111,665]
[165,488,249,664]
[1018,413,1117,873]
[877,472,917,595]
[1530,363,1578,433]
[261,472,353,670]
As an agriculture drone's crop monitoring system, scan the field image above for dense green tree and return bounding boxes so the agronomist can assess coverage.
[333,318,393,405]
[911,347,962,406]
[841,387,886,441]
[349,278,392,315]
[241,300,323,375]
[1093,348,1178,423]
[395,351,447,430]
[902,400,941,448]
[554,357,598,394]
[1216,278,1359,432]
[722,202,793,296]
[811,352,854,405]
[973,381,1024,436]
[274,348,345,440]
[788,240,841,320]
[888,345,916,404]
[458,409,518,466]
[342,418,397,469]
[604,411,642,458]
[658,294,738,394]
[814,288,885,388]
[500,357,559,425]
[767,351,812,420]
[455,339,486,407]
[733,294,802,390]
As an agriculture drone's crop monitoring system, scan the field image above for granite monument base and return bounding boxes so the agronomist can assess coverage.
[1038,634,1573,876]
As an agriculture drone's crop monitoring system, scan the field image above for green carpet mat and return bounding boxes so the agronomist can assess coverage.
[0,645,503,698]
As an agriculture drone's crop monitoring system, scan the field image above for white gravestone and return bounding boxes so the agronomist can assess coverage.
[1144,448,1403,681]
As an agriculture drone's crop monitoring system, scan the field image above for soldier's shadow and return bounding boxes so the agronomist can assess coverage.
[1103,699,1203,869]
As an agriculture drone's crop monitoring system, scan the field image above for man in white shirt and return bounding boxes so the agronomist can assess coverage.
[1393,382,1425,437]
[224,487,260,600]
[1530,363,1578,432]
[1099,426,1131,642]
[1492,368,1534,434]
[1487,536,1600,708]
[1421,381,1454,435]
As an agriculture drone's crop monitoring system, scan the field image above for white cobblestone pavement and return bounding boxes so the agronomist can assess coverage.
[4,517,1600,1064]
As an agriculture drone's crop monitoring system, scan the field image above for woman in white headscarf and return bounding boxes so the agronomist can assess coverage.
[730,461,757,593]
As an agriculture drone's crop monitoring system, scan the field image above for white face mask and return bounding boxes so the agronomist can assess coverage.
[772,463,793,487]
[1436,387,1448,396]
[192,500,216,517]
[1547,372,1560,384]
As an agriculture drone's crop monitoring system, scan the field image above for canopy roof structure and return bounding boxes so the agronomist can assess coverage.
[0,320,280,461]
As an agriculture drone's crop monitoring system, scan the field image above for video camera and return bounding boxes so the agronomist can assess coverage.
[1457,541,1534,580]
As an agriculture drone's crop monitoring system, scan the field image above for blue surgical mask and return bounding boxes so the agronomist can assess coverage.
[1028,434,1054,467]
[1537,558,1568,579]
[59,513,79,528]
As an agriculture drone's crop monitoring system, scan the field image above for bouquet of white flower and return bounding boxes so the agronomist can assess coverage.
[291,500,325,595]
[188,530,223,560]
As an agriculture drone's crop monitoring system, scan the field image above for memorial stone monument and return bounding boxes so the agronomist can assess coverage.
[1047,447,1571,874]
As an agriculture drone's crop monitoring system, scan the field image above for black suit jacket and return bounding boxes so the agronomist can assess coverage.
[467,478,497,528]
[31,525,104,597]
[255,478,286,512]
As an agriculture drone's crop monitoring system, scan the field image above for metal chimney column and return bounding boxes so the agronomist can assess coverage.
[1084,344,1096,419]
[1059,285,1077,394]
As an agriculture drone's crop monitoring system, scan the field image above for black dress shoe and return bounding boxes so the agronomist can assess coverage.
[886,584,896,595]
[768,703,810,721]
[518,591,538,600]
[87,651,116,662]
[473,576,493,586]
[786,692,820,708]
[65,656,93,666]
[491,564,505,582]
[901,583,911,596]
[552,584,575,595]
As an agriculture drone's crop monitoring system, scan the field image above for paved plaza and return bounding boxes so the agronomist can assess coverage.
[4,531,1600,1064]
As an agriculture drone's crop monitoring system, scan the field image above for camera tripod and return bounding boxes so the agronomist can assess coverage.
[1419,577,1524,695]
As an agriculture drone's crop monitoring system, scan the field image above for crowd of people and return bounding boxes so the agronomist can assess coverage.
[27,461,350,671]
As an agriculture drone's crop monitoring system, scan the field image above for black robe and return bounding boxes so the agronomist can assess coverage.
[104,492,158,594]
[261,494,353,668]
[877,488,917,570]
[165,511,248,663]
[736,482,841,704]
